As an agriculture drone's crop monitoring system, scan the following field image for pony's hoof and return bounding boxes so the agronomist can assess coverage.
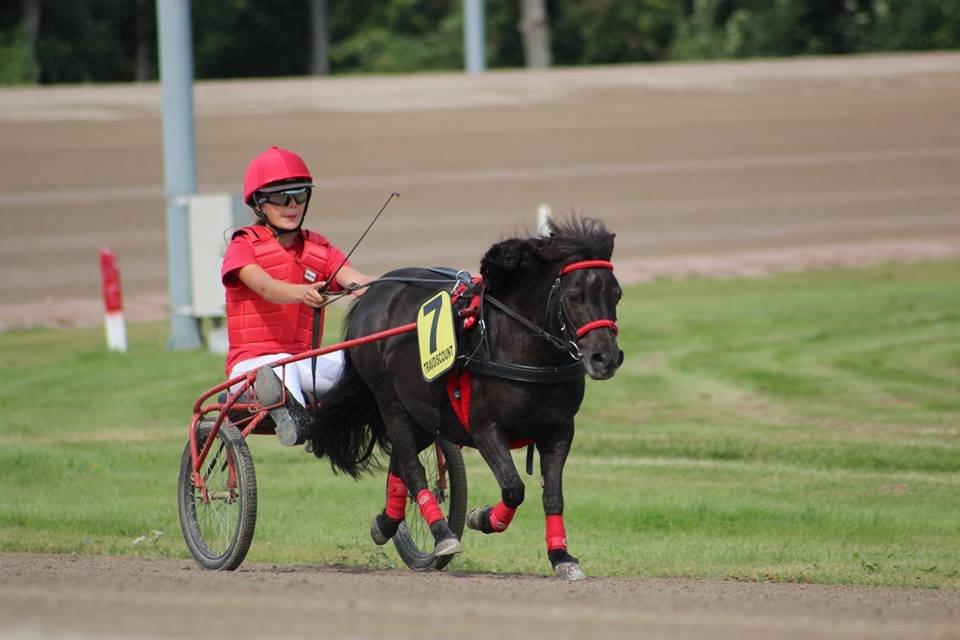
[433,536,463,557]
[466,506,492,532]
[370,513,401,546]
[370,516,389,546]
[554,562,586,581]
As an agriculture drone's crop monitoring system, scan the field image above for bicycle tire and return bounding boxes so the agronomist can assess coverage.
[177,420,257,571]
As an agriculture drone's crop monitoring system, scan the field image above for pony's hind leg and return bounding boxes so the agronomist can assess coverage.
[375,394,462,557]
[370,453,406,546]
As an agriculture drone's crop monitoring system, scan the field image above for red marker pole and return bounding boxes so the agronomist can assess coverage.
[100,247,127,353]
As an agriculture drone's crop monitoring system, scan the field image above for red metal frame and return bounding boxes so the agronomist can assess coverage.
[188,322,416,495]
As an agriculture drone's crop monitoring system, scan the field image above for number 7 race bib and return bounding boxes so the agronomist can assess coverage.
[417,291,457,381]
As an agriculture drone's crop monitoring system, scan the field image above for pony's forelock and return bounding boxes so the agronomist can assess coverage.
[480,215,614,293]
[543,216,614,262]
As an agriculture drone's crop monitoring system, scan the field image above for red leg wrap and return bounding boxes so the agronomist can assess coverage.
[385,472,407,521]
[488,501,517,532]
[416,489,444,526]
[545,514,567,551]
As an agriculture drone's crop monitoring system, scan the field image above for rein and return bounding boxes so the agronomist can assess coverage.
[330,261,618,385]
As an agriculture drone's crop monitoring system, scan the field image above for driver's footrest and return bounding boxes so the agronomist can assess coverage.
[216,391,277,435]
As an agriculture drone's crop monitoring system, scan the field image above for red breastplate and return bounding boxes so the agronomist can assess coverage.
[225,225,335,373]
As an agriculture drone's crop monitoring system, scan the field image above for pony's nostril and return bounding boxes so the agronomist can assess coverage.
[591,352,608,365]
[617,350,624,366]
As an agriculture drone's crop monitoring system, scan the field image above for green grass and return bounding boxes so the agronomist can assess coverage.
[1,260,958,586]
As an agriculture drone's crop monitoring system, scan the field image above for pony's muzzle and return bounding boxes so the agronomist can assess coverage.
[585,347,622,380]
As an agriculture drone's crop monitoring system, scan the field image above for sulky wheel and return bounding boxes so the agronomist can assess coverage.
[178,420,257,571]
[392,437,467,570]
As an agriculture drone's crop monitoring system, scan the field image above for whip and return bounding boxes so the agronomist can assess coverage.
[311,191,399,396]
[322,191,399,293]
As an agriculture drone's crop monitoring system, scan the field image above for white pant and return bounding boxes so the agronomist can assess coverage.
[230,351,345,406]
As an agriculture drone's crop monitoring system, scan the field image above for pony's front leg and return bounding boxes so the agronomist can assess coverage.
[466,426,525,535]
[538,426,585,581]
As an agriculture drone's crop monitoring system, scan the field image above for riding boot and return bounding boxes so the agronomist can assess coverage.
[254,366,314,446]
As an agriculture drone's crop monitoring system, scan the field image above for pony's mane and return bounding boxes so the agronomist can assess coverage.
[479,216,615,295]
[542,216,614,262]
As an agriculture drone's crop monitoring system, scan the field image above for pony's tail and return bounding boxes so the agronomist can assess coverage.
[311,350,389,479]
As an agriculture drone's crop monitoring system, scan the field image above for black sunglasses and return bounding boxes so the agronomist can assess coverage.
[257,187,310,207]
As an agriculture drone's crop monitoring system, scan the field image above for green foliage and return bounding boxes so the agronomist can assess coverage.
[326,0,461,73]
[864,0,960,51]
[330,14,462,73]
[551,0,682,64]
[0,27,36,85]
[192,1,309,79]
[671,0,960,60]
[1,261,960,585]
[1,0,959,83]
[31,1,152,83]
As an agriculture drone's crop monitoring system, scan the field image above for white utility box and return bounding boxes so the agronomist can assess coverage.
[186,193,248,318]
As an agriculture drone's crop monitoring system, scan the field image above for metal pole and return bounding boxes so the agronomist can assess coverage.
[156,0,203,350]
[463,0,486,73]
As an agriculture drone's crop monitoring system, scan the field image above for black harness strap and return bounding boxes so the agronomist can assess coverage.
[320,269,587,386]
[483,293,573,353]
[464,358,585,383]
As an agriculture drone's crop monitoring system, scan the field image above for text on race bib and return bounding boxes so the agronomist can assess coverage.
[417,291,457,381]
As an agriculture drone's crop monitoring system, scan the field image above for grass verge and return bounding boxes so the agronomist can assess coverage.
[1,260,958,586]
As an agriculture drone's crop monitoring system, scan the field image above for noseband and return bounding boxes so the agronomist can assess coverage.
[553,259,619,341]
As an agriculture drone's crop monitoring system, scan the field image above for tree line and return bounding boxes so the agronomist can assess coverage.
[1,0,958,85]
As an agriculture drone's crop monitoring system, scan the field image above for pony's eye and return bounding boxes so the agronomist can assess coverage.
[566,291,583,304]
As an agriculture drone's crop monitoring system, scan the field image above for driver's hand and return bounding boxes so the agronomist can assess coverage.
[302,281,328,307]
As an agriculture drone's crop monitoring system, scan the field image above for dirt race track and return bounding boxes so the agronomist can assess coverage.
[2,54,960,638]
[3,553,960,640]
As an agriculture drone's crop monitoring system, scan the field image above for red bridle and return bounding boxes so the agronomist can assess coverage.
[558,260,619,338]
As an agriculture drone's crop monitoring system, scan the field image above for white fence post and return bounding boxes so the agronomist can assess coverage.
[99,247,128,353]
[537,203,552,235]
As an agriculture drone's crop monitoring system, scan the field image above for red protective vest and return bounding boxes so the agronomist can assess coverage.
[225,225,341,373]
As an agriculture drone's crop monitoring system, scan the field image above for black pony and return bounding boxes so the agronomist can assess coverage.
[313,216,623,580]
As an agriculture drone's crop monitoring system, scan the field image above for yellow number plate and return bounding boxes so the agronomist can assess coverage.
[417,291,457,381]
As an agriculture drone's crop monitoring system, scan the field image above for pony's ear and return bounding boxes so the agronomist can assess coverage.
[480,238,541,292]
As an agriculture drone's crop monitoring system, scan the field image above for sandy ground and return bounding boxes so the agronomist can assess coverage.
[2,553,960,640]
[2,54,960,638]
[0,52,958,329]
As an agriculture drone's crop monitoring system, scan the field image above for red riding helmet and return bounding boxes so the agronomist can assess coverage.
[243,146,313,205]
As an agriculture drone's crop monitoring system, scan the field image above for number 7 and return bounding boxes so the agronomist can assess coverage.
[423,296,443,353]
